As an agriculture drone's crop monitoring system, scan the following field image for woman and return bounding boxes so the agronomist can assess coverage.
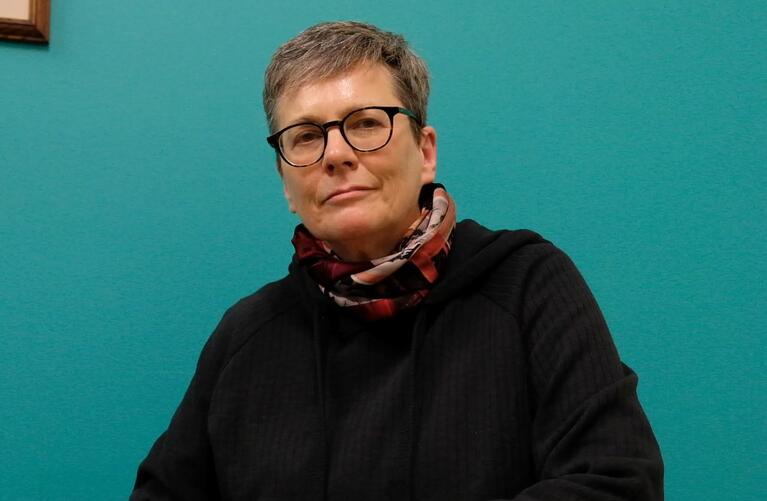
[132,21,663,500]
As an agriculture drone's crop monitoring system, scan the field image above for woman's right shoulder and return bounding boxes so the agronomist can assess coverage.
[195,274,301,371]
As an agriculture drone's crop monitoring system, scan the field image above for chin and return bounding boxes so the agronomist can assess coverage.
[310,204,380,236]
[318,217,381,243]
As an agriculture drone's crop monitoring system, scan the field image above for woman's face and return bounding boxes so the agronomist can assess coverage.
[275,63,437,261]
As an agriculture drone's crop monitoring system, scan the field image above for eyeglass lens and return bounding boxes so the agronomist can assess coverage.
[279,108,393,166]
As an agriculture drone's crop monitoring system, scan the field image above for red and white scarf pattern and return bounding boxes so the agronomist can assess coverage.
[292,184,456,321]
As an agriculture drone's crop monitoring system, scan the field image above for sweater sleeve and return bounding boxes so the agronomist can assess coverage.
[510,245,664,500]
[129,312,234,501]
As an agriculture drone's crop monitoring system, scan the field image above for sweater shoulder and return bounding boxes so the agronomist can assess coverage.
[452,222,583,316]
[195,274,299,375]
[223,274,298,331]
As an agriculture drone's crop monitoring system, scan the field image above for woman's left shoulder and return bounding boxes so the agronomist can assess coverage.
[452,218,570,270]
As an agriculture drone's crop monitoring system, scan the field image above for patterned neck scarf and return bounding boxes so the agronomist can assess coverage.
[292,183,457,321]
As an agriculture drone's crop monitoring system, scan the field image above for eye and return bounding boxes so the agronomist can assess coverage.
[286,126,323,148]
[295,131,322,144]
[348,117,386,130]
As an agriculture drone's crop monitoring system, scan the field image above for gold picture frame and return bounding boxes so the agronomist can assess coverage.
[0,0,50,43]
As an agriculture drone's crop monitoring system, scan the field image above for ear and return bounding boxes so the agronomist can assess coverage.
[419,125,437,184]
[275,156,284,178]
[275,156,297,213]
[282,178,297,213]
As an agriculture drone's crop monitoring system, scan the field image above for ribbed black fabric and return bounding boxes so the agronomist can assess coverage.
[324,311,416,499]
[131,220,663,500]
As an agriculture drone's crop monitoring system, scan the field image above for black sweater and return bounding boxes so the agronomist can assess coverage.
[131,220,663,500]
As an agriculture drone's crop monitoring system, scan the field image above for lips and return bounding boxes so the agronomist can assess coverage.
[323,186,373,203]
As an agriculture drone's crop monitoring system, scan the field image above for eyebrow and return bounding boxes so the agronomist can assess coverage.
[283,103,376,128]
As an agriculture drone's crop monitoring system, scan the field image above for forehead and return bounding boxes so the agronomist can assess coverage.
[275,64,400,127]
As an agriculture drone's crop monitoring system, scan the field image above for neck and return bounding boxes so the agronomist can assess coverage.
[327,207,423,262]
[328,231,405,261]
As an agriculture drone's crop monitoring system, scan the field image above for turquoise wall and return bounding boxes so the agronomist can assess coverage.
[1,1,764,499]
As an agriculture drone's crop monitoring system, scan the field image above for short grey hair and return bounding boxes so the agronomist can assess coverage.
[263,21,430,137]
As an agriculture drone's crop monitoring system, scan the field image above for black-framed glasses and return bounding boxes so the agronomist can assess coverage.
[266,106,421,168]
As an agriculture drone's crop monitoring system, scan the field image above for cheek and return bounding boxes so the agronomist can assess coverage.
[376,145,423,187]
[283,175,312,212]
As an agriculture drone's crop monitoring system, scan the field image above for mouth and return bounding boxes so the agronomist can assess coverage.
[323,186,373,203]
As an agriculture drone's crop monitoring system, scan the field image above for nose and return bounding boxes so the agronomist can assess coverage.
[322,125,357,171]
